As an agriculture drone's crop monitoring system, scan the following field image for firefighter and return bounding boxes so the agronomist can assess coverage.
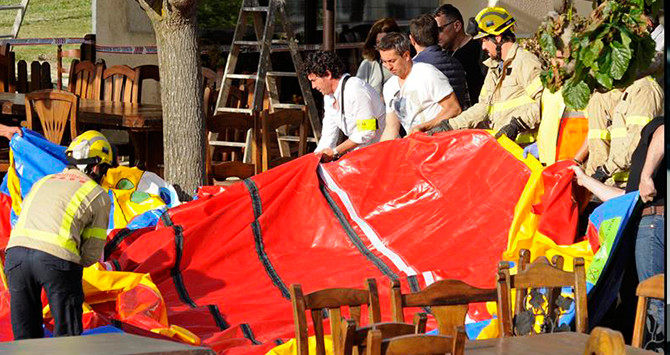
[4,130,113,339]
[585,76,664,187]
[426,6,543,145]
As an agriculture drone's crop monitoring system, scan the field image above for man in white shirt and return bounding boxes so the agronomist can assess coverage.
[377,32,462,141]
[304,50,386,162]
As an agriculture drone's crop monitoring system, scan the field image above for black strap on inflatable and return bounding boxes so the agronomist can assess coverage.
[207,304,230,331]
[171,225,198,308]
[160,210,174,226]
[240,323,262,345]
[111,259,121,271]
[318,181,399,281]
[243,178,291,300]
[172,224,234,331]
[407,275,421,293]
[104,228,134,260]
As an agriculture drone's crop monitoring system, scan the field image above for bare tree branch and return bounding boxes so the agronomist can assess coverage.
[135,0,162,22]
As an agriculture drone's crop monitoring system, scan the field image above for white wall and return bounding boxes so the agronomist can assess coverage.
[94,0,160,104]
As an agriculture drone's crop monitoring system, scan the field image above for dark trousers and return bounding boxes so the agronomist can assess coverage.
[5,247,84,339]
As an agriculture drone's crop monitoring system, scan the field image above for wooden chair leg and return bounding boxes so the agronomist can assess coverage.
[631,296,648,348]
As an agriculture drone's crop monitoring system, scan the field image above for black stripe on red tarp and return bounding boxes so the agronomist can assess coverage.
[171,225,198,308]
[318,182,400,281]
[104,228,134,260]
[111,259,121,271]
[407,275,421,293]
[207,304,230,331]
[243,178,291,300]
[160,209,174,226]
[240,323,262,345]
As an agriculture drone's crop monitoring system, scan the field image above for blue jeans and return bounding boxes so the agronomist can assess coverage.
[634,214,664,341]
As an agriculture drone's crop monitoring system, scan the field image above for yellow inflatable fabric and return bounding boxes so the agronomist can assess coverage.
[101,166,167,229]
[266,335,334,355]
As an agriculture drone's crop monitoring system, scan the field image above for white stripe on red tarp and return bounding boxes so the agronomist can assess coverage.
[318,165,418,277]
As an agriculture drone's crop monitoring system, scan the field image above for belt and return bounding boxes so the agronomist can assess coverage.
[641,205,664,216]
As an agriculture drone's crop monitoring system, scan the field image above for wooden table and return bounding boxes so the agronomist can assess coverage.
[0,333,215,354]
[465,332,655,354]
[0,92,164,174]
[0,92,24,116]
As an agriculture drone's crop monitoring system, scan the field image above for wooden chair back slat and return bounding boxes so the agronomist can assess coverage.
[508,257,576,289]
[497,251,588,336]
[40,62,52,89]
[290,279,382,355]
[101,65,139,103]
[16,60,27,93]
[632,274,664,348]
[67,60,103,100]
[25,89,78,145]
[391,278,497,339]
[30,61,40,93]
[366,329,466,355]
[0,44,15,93]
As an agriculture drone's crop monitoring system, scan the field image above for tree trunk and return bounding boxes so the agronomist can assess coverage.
[137,0,206,196]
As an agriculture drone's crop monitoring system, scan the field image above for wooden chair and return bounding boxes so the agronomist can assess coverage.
[390,278,498,339]
[290,278,382,355]
[67,60,103,99]
[584,327,626,355]
[261,108,308,172]
[365,328,466,355]
[206,79,256,185]
[341,316,427,355]
[632,274,664,348]
[99,64,140,164]
[497,254,588,337]
[202,67,229,119]
[57,45,81,89]
[101,65,140,103]
[0,43,15,93]
[136,64,160,103]
[206,112,257,184]
[25,89,79,145]
[512,249,567,332]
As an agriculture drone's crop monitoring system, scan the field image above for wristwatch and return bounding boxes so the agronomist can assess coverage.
[332,147,340,159]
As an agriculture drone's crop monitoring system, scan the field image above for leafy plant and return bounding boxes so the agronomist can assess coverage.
[525,0,660,109]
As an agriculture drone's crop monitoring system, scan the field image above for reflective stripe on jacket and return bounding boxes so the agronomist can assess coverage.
[6,168,111,266]
[449,43,543,141]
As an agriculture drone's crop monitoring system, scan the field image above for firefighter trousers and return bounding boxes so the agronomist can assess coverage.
[5,246,84,339]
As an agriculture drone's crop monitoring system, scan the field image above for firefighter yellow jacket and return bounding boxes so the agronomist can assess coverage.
[449,42,543,142]
[6,169,111,266]
[586,76,664,185]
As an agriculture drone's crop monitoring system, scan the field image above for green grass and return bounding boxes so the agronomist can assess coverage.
[0,0,91,63]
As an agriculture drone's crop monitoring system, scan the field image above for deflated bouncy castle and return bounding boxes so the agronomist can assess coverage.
[0,129,640,354]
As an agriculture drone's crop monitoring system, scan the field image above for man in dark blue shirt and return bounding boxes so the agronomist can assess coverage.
[410,14,470,110]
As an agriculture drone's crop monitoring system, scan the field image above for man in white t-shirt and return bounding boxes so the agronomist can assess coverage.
[377,32,462,141]
[304,50,386,162]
